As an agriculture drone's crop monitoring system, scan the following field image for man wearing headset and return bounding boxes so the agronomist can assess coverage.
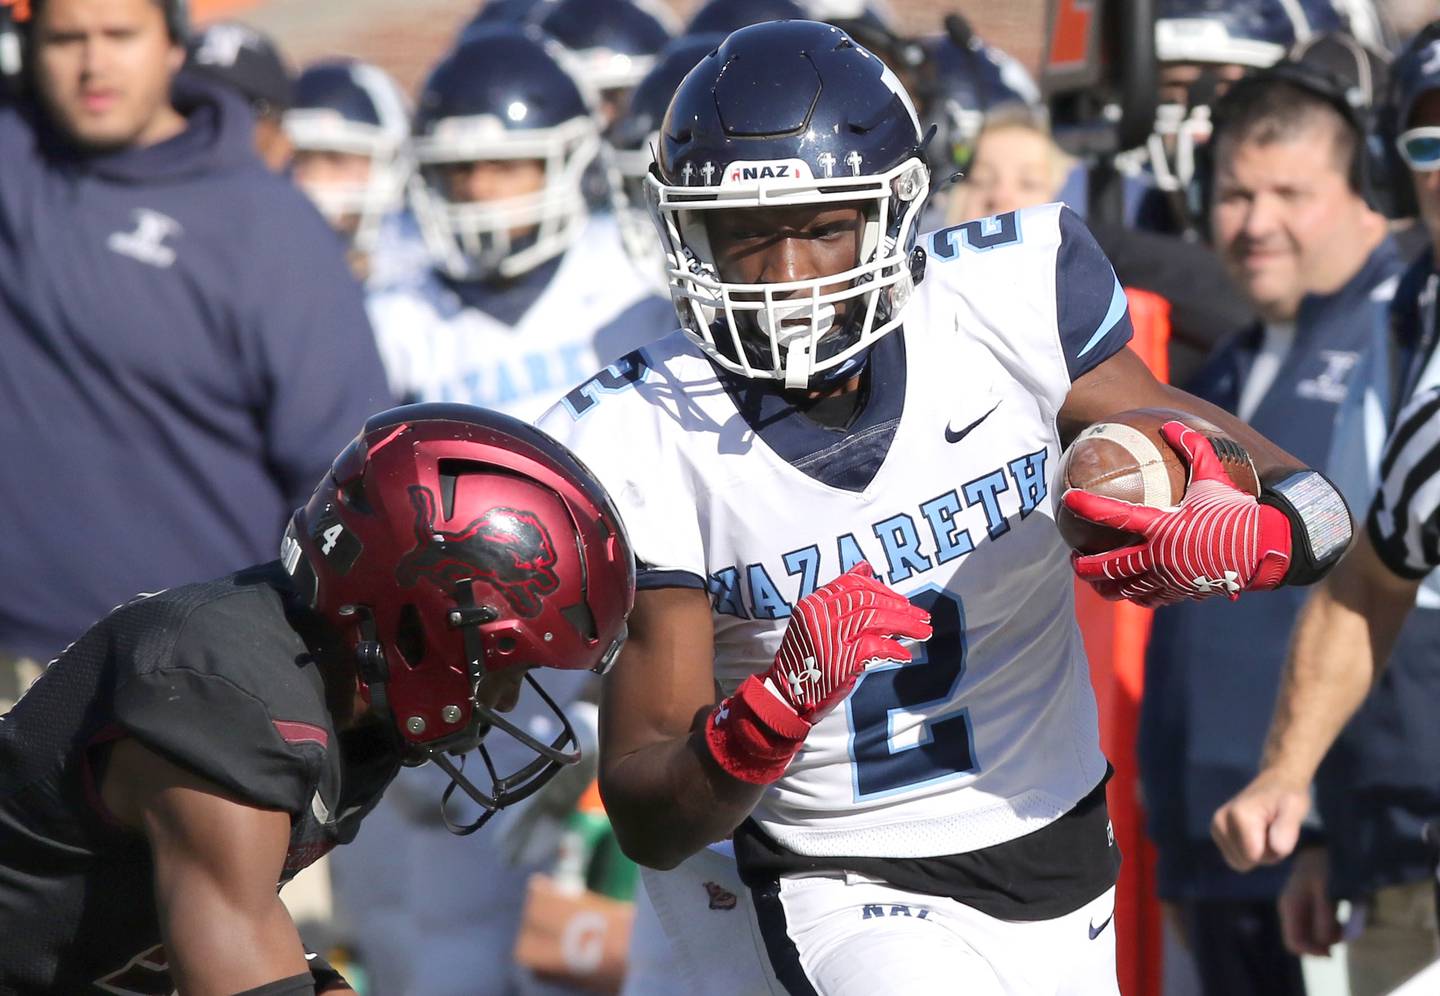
[1139,33,1404,996]
[1214,24,1440,990]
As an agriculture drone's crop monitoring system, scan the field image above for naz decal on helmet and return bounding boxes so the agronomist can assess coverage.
[395,486,560,617]
[720,158,814,187]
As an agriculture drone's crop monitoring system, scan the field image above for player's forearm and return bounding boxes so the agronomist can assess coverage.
[601,731,766,869]
[1147,382,1309,482]
[1060,351,1306,477]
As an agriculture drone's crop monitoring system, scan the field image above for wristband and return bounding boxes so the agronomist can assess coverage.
[704,675,812,784]
[1260,470,1353,586]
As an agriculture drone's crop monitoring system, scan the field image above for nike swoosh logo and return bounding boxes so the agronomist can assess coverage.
[1089,909,1115,940]
[945,401,1001,444]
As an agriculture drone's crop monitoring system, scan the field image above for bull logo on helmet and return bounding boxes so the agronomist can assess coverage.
[395,486,560,617]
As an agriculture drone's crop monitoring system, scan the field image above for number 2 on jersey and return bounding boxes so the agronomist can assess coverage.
[846,586,977,799]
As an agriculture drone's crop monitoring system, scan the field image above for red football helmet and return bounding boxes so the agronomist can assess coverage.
[283,403,634,832]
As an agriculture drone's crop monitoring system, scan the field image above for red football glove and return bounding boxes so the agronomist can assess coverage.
[705,562,932,784]
[1061,421,1292,608]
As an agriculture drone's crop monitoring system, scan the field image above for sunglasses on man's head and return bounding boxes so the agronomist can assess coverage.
[1398,127,1440,172]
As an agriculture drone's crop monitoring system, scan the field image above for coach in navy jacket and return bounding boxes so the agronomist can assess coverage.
[1136,59,1408,996]
[0,0,392,665]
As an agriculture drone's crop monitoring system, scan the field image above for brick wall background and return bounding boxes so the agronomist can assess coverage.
[192,0,1048,96]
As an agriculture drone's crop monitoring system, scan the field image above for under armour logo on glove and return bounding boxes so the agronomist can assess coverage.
[1192,572,1240,595]
[1062,421,1292,608]
[784,658,823,697]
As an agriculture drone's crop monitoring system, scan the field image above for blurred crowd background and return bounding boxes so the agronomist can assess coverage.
[3,0,1440,994]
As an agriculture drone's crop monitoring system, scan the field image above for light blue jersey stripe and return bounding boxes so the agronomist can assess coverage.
[1076,278,1128,358]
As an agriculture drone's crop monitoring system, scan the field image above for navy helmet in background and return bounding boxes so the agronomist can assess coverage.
[410,25,600,282]
[650,19,930,390]
[607,32,723,283]
[923,21,1042,189]
[464,0,551,29]
[534,0,674,102]
[685,0,806,36]
[1149,0,1346,194]
[1156,0,1346,67]
[284,60,411,254]
[796,0,899,29]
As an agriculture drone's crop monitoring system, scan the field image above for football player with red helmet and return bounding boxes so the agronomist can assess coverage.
[0,404,633,995]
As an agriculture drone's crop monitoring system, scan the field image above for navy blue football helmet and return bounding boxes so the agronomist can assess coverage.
[924,26,1041,185]
[411,25,600,281]
[284,60,411,254]
[607,32,722,284]
[650,20,929,389]
[1155,0,1345,67]
[686,0,805,36]
[536,0,674,99]
[798,1,898,28]
[1149,0,1346,194]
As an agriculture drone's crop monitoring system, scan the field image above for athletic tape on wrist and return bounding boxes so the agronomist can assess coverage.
[1261,470,1353,587]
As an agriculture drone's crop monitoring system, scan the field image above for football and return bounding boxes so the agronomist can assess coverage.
[1056,408,1261,555]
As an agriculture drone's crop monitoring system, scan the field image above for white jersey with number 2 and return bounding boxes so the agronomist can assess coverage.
[539,202,1131,859]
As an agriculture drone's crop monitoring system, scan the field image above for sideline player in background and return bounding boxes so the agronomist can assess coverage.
[540,21,1353,996]
[368,23,673,421]
[0,404,635,995]
[283,58,423,288]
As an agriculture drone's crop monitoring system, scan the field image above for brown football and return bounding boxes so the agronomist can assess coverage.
[1056,407,1261,555]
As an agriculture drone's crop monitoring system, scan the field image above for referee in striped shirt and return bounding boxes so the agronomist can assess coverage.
[1212,22,1440,879]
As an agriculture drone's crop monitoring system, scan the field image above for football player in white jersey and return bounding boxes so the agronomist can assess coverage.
[366,23,674,423]
[537,21,1355,996]
[283,58,429,289]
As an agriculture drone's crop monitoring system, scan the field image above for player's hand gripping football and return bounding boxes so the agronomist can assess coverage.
[705,562,932,784]
[1061,420,1292,607]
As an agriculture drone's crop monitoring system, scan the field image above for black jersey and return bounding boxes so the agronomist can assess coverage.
[0,563,398,995]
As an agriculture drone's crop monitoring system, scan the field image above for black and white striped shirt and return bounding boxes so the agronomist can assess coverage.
[1368,257,1440,578]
